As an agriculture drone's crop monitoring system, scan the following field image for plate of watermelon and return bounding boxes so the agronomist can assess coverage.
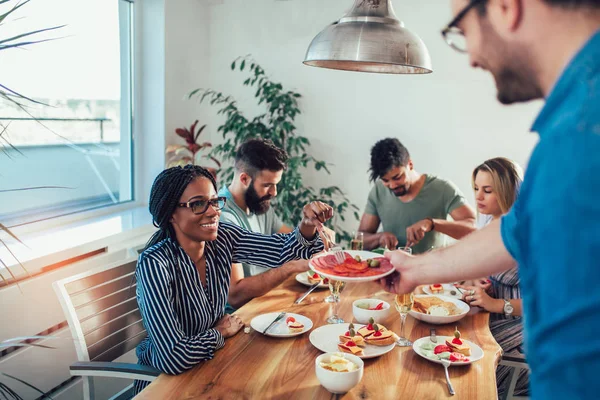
[309,250,395,283]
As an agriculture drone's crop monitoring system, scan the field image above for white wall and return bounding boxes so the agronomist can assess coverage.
[165,0,542,232]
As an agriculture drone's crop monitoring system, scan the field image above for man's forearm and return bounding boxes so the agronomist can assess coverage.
[431,218,477,240]
[228,265,293,309]
[412,219,515,285]
[362,232,381,250]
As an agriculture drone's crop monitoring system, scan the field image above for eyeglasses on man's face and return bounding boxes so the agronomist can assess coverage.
[178,196,227,215]
[441,0,486,53]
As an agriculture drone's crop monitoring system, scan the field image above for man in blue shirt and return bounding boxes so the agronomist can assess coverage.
[381,1,600,398]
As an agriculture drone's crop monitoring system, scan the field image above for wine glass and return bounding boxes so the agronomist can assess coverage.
[394,292,414,346]
[326,279,346,324]
[350,231,364,251]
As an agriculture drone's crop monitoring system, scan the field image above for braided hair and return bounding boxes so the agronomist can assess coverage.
[145,165,217,250]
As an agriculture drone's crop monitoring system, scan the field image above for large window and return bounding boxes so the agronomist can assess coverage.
[0,0,134,226]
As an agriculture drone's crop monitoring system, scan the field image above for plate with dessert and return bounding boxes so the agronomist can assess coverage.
[309,320,396,359]
[295,270,329,289]
[412,327,484,366]
[250,313,313,338]
[422,283,463,299]
[309,250,395,283]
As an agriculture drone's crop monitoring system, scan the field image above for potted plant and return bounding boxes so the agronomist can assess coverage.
[189,56,360,244]
[165,120,221,179]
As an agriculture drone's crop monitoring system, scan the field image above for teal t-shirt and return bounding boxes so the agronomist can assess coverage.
[365,175,467,254]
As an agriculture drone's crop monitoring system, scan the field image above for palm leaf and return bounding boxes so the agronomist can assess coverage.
[0,0,30,24]
[0,186,72,193]
[0,373,54,400]
[0,25,65,46]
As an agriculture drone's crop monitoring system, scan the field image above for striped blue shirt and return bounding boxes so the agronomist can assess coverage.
[133,222,323,394]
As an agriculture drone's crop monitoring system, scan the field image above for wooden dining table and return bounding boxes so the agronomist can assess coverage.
[135,277,502,399]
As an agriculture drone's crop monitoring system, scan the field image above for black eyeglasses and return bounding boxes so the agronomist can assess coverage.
[441,0,486,53]
[178,196,226,215]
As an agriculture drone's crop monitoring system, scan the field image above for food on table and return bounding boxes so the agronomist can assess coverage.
[412,296,461,316]
[420,342,470,363]
[337,340,364,356]
[286,316,304,333]
[307,270,322,284]
[312,252,393,278]
[364,324,395,346]
[429,284,444,294]
[357,317,388,338]
[339,323,366,347]
[445,327,471,356]
[356,301,385,311]
[319,353,359,372]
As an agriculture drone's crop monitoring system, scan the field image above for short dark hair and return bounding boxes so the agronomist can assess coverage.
[234,138,289,177]
[476,0,599,15]
[368,138,411,182]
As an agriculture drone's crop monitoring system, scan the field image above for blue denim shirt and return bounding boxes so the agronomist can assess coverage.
[501,29,600,399]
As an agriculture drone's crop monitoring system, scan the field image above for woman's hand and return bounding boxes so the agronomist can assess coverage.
[214,314,244,338]
[457,285,503,313]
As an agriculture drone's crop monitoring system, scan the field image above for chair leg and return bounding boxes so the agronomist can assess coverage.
[83,376,95,400]
[505,366,521,400]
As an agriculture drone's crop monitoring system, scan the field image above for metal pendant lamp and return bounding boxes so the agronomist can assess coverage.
[303,0,432,74]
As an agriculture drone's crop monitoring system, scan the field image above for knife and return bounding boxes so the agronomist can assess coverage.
[294,282,321,305]
[262,311,286,334]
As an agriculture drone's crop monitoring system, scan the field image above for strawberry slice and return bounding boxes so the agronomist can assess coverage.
[344,331,350,336]
[369,302,384,310]
[451,337,463,345]
[346,341,356,347]
[449,352,469,362]
[373,330,382,337]
[285,316,296,324]
[323,278,329,284]
[366,323,373,330]
[434,345,452,354]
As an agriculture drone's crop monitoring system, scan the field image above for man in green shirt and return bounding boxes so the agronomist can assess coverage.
[360,138,476,254]
[219,139,310,313]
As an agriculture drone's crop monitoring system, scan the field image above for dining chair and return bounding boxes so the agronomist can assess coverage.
[500,353,530,400]
[53,256,159,400]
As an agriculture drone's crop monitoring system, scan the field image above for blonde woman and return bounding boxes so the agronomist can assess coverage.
[458,157,528,398]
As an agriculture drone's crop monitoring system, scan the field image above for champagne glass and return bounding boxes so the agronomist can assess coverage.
[394,293,414,346]
[350,231,364,251]
[326,279,346,324]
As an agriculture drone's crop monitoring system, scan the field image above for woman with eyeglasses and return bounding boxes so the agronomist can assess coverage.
[133,165,332,394]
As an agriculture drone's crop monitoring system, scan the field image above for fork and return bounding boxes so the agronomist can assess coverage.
[317,226,345,264]
[440,358,455,396]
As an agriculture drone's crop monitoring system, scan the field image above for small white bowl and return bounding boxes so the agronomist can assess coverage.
[352,299,391,324]
[409,294,470,325]
[315,353,364,394]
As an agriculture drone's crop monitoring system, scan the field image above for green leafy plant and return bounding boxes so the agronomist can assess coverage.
[165,120,221,179]
[189,56,360,243]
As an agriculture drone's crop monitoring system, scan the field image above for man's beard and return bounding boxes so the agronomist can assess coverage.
[481,21,543,104]
[245,182,273,215]
[493,66,543,105]
[391,185,408,197]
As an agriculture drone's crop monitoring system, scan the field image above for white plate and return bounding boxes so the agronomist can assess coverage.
[309,323,395,359]
[295,272,329,289]
[422,283,464,299]
[250,312,313,338]
[409,294,470,325]
[309,250,396,283]
[412,335,484,366]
